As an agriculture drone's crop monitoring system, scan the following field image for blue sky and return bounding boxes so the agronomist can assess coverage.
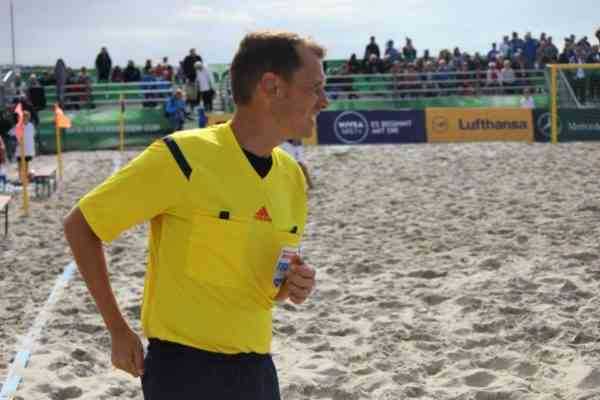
[1,0,598,68]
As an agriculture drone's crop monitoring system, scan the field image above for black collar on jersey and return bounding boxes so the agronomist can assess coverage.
[242,149,272,179]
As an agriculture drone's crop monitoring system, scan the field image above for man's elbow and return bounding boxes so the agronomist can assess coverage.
[63,207,98,244]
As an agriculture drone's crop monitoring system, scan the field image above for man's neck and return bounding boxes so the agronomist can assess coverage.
[230,107,282,157]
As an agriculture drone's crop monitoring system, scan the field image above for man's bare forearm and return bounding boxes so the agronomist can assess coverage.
[63,207,128,334]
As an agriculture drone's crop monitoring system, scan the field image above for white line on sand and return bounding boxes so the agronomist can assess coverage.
[0,156,122,400]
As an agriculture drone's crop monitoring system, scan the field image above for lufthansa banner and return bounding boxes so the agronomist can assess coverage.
[426,108,534,143]
[316,110,426,145]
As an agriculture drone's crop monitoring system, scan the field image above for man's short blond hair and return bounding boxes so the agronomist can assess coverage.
[230,31,326,105]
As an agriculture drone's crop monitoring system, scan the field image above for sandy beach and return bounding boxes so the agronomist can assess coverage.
[1,141,600,399]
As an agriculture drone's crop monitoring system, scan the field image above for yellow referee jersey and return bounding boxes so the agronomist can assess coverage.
[79,122,307,354]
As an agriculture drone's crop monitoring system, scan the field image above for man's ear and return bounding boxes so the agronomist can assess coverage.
[260,72,279,98]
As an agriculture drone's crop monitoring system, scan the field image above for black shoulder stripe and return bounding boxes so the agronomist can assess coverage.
[162,136,192,181]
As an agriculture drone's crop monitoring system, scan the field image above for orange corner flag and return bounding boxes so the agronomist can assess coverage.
[54,103,71,129]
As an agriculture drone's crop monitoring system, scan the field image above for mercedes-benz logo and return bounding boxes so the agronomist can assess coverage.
[536,112,562,139]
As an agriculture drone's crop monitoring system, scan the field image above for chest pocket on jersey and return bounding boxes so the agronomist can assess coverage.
[185,214,250,288]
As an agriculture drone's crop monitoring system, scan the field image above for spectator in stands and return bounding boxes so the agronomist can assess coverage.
[123,60,141,82]
[559,38,575,63]
[95,47,112,83]
[451,47,465,70]
[364,36,380,60]
[422,49,432,63]
[164,89,186,132]
[384,40,401,63]
[570,48,588,103]
[543,36,559,62]
[111,66,124,82]
[183,48,203,83]
[143,60,153,76]
[403,38,417,62]
[589,45,600,101]
[55,58,67,106]
[194,61,215,112]
[347,53,361,74]
[520,87,535,108]
[156,57,173,82]
[458,63,475,96]
[27,74,47,112]
[523,32,539,68]
[577,36,592,56]
[364,53,384,74]
[487,43,499,61]
[421,60,438,97]
[510,32,525,54]
[499,36,512,59]
[77,67,93,109]
[587,45,600,63]
[434,59,451,92]
[9,110,35,182]
[64,68,81,110]
[499,59,516,93]
[486,61,500,91]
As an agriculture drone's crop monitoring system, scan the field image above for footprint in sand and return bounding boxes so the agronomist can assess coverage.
[463,370,497,387]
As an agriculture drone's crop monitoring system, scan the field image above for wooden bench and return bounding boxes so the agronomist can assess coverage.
[0,195,10,236]
[33,166,57,198]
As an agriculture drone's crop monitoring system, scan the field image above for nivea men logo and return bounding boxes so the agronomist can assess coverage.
[334,111,369,144]
[458,119,529,130]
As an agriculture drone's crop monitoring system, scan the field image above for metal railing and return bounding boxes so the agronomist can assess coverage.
[49,80,174,108]
[324,69,548,100]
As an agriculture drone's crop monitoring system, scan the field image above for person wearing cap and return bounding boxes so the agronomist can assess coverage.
[63,31,327,399]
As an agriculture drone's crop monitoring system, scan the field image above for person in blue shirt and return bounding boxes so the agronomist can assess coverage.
[523,32,539,69]
[487,43,499,61]
[165,89,186,132]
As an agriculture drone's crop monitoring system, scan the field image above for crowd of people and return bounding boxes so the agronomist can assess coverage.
[8,46,217,114]
[327,28,600,99]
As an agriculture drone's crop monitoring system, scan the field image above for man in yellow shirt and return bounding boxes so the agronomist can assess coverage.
[63,31,328,399]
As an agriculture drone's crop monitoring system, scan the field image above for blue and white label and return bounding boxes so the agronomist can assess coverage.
[273,247,298,287]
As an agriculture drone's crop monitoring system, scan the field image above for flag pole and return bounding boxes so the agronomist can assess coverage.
[10,0,16,72]
[55,122,63,181]
[18,138,29,216]
[119,94,125,154]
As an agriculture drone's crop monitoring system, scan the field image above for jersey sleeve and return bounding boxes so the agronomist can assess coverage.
[78,139,186,243]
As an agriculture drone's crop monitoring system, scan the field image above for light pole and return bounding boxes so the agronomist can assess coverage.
[10,0,16,72]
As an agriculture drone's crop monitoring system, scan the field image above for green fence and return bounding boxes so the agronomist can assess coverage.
[36,107,171,154]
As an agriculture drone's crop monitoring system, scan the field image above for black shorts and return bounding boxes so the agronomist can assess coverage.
[16,156,32,163]
[142,339,281,400]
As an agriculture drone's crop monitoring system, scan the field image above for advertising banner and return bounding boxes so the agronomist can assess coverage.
[37,108,172,153]
[426,108,533,142]
[316,110,426,145]
[533,108,600,142]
